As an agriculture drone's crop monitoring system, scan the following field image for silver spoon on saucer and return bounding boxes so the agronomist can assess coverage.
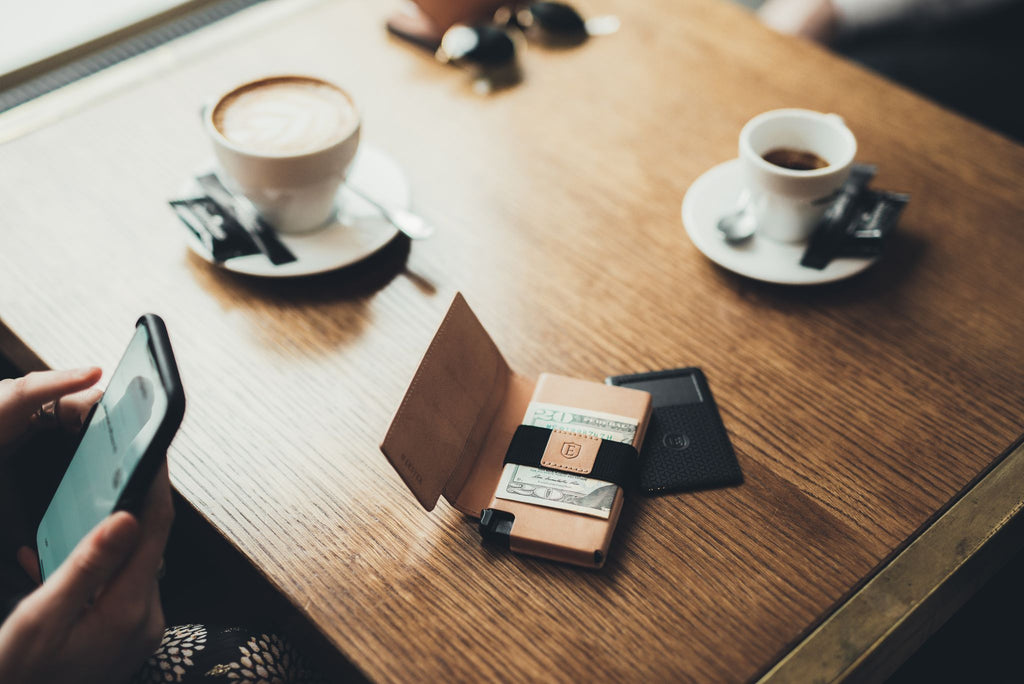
[717,192,756,244]
[346,184,435,240]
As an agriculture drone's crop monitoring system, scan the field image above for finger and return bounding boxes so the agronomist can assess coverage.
[104,582,166,681]
[2,368,102,415]
[101,462,174,607]
[0,369,98,446]
[57,387,104,431]
[34,511,140,623]
[141,582,166,657]
[16,546,42,585]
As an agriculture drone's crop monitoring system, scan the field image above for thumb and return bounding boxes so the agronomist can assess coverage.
[35,512,140,622]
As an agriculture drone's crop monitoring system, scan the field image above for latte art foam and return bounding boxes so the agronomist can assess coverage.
[213,77,357,156]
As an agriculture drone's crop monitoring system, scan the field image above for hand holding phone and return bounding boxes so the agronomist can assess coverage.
[36,315,184,581]
[0,462,173,683]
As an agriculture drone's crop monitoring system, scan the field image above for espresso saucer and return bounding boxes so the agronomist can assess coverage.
[681,159,877,285]
[182,145,408,278]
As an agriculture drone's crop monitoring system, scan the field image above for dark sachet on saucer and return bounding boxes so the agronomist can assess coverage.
[801,165,911,270]
[800,164,876,270]
[169,197,260,263]
[836,191,910,258]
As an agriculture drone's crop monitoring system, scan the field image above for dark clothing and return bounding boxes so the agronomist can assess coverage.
[835,1,1024,142]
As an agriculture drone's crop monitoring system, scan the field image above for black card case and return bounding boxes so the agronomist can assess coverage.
[606,367,742,495]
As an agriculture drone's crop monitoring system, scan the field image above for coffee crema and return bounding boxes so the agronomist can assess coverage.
[762,147,829,171]
[212,77,358,156]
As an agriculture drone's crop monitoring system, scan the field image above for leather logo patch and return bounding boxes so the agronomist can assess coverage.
[542,430,600,474]
[561,442,582,458]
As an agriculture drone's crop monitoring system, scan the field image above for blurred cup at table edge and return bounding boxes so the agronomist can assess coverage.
[389,0,506,42]
[739,108,856,243]
[203,74,361,234]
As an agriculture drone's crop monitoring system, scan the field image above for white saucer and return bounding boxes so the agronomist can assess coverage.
[681,158,876,285]
[183,145,408,278]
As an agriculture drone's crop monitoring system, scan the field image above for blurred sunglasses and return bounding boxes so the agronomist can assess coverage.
[500,2,589,37]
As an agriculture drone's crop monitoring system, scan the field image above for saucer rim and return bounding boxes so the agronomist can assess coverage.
[681,158,877,286]
[181,145,404,278]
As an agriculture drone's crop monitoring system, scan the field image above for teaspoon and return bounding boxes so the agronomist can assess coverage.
[346,184,435,240]
[716,194,756,244]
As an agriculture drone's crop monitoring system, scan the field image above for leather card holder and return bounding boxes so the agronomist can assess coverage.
[380,292,652,567]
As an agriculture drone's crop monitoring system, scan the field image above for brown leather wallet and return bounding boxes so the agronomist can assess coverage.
[380,293,651,568]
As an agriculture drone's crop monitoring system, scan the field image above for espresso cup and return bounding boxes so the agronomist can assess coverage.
[739,109,856,243]
[204,75,361,234]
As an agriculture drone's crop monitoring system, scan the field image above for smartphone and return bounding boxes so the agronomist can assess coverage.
[36,314,184,581]
[606,367,742,495]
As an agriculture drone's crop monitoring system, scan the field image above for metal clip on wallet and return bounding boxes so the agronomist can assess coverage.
[379,293,651,568]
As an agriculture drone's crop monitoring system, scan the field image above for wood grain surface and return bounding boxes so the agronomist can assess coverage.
[1,0,1022,681]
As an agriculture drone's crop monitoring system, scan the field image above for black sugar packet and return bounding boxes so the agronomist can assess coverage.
[170,197,259,263]
[169,193,297,266]
[800,164,910,270]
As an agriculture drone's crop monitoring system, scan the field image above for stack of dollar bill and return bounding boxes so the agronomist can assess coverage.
[493,402,637,519]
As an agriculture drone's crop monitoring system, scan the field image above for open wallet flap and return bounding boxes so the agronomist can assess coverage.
[379,293,534,515]
[380,293,654,567]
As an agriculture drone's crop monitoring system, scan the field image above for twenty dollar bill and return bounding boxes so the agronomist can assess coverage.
[521,402,637,444]
[492,404,639,519]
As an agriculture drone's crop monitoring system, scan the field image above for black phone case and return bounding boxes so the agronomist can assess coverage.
[607,367,741,495]
[37,314,184,580]
[117,314,185,514]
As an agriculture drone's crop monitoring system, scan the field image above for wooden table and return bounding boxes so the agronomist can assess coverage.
[1,0,1022,681]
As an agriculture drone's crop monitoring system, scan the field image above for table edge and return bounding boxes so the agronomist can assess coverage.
[3,4,1023,676]
[758,434,1024,683]
[7,320,1023,682]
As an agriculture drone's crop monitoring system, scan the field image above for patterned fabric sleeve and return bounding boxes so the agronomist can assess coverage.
[131,625,327,684]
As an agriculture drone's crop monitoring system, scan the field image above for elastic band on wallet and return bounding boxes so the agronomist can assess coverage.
[502,425,636,489]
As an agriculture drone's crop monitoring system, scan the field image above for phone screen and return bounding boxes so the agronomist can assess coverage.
[36,324,169,580]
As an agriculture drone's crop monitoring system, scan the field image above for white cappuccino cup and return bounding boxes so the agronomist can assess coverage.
[204,75,361,234]
[739,109,857,243]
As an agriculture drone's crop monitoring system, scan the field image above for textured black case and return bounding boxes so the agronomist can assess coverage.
[607,368,742,495]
